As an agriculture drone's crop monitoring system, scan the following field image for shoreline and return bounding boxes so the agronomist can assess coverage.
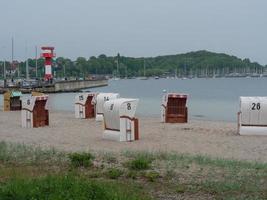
[0,110,267,163]
[0,104,237,123]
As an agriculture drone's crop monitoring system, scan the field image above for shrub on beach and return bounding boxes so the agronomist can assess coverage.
[126,154,154,170]
[68,152,94,168]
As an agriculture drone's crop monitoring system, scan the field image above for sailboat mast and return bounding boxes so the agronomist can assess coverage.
[25,43,29,80]
[125,65,127,79]
[35,46,38,78]
[3,61,6,79]
[26,58,29,80]
[11,37,14,70]
[117,55,119,78]
[143,59,146,77]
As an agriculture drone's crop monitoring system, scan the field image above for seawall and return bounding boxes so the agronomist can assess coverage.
[54,79,108,92]
[0,79,108,93]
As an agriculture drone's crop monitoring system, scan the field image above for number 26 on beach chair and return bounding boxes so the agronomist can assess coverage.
[238,97,267,135]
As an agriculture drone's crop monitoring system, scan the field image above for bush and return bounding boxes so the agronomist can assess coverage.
[105,168,123,179]
[126,155,153,170]
[68,152,94,168]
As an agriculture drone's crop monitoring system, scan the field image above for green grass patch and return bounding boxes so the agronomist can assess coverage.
[68,152,94,168]
[0,175,150,200]
[192,180,266,199]
[0,141,66,165]
[1,141,267,199]
[125,153,154,170]
[201,180,243,194]
[153,151,267,170]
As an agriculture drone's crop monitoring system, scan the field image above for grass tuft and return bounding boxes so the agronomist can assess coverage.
[125,153,154,171]
[68,152,94,168]
[105,168,123,179]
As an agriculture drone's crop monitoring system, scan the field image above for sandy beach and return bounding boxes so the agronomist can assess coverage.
[0,110,267,163]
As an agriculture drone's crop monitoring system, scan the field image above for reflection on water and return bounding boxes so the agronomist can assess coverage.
[1,78,267,122]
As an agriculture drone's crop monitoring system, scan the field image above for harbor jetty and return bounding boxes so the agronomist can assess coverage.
[0,78,108,94]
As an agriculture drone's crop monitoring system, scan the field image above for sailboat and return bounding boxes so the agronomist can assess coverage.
[175,67,178,79]
[139,59,148,80]
[113,55,120,80]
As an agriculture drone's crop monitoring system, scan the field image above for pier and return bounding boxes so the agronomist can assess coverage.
[0,79,108,94]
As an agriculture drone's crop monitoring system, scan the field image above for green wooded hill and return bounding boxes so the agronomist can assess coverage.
[55,50,265,78]
[1,50,266,78]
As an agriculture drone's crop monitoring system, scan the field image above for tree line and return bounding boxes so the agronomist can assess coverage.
[0,50,266,79]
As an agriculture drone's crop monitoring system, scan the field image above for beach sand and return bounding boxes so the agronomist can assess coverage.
[0,111,267,162]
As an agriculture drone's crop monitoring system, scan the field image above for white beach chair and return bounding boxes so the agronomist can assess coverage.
[103,98,139,142]
[94,93,120,121]
[21,94,49,128]
[238,96,267,135]
[74,93,97,119]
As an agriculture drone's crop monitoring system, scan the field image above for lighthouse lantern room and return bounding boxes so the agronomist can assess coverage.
[41,46,55,81]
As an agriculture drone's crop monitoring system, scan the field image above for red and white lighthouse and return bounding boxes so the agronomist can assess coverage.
[41,47,55,81]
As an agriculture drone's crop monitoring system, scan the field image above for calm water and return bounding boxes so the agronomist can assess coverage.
[1,78,267,122]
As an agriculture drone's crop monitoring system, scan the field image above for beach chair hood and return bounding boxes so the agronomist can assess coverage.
[103,98,139,131]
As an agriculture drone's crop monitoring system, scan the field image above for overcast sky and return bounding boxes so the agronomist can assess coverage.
[0,0,266,64]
